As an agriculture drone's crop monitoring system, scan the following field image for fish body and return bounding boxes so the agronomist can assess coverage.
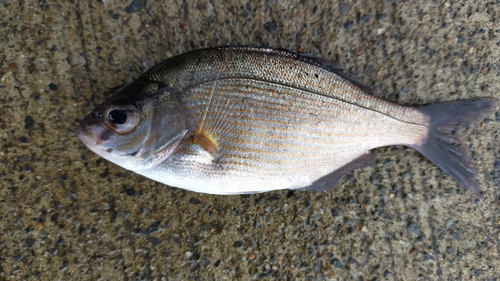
[77,47,497,195]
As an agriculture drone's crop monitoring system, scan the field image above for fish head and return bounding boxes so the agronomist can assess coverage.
[77,82,187,171]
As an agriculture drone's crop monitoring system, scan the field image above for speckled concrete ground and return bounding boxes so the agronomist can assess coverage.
[1,0,500,280]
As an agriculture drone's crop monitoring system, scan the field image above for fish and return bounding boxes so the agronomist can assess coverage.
[77,46,498,195]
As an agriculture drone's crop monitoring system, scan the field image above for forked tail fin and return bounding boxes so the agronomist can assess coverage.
[410,98,498,196]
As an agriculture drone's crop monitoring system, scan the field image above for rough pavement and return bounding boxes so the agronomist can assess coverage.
[1,0,499,280]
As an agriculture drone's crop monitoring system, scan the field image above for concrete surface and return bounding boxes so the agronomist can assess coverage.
[1,0,500,280]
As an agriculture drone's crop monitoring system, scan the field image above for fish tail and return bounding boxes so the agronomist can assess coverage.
[411,98,498,196]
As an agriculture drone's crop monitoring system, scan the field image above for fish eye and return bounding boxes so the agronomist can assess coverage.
[108,109,128,125]
[105,100,140,134]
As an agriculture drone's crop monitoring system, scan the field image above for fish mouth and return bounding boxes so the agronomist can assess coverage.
[77,123,102,148]
[77,122,91,138]
[76,120,140,171]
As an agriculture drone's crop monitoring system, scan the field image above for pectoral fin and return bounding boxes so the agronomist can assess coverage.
[192,133,219,160]
[296,152,377,191]
[190,79,237,161]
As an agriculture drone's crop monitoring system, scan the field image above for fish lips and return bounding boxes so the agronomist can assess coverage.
[77,109,109,151]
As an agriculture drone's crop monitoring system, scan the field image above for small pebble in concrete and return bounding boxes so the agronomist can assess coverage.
[340,3,350,15]
[25,238,35,247]
[377,14,387,21]
[446,220,455,229]
[408,223,421,235]
[384,160,396,166]
[14,255,25,262]
[125,188,136,196]
[24,116,35,129]
[126,0,142,14]
[331,258,344,268]
[145,221,160,235]
[189,197,201,204]
[360,14,371,23]
[312,5,318,14]
[447,246,454,255]
[51,214,59,222]
[148,237,160,246]
[263,21,277,34]
[60,175,68,182]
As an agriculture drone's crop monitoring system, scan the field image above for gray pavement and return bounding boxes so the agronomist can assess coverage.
[1,0,499,280]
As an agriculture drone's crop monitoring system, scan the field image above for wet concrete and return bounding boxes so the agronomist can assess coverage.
[1,0,500,280]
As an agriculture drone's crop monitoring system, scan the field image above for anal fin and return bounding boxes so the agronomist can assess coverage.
[296,152,377,191]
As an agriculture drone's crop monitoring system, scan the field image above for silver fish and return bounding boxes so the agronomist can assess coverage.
[77,46,497,195]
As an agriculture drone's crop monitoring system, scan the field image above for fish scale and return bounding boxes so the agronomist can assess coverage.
[181,78,427,146]
[139,77,429,194]
[77,46,497,195]
[149,48,428,126]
